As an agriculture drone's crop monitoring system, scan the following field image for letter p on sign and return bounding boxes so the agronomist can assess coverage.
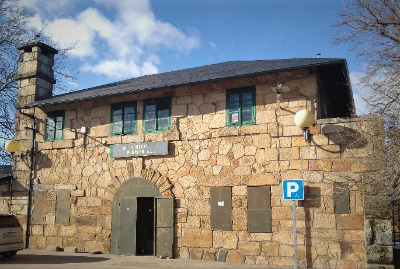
[283,179,304,200]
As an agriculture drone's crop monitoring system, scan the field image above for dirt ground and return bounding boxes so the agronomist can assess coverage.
[0,249,290,269]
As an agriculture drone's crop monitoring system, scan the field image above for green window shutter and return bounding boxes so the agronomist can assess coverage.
[334,183,350,214]
[45,111,65,141]
[247,186,272,232]
[226,87,256,126]
[111,102,137,136]
[143,97,171,133]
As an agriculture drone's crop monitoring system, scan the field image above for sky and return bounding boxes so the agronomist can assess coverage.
[18,0,367,114]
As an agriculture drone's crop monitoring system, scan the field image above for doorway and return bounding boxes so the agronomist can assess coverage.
[111,177,174,257]
[136,197,154,255]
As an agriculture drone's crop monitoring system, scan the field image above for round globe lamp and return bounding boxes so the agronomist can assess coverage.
[5,140,19,154]
[294,110,315,142]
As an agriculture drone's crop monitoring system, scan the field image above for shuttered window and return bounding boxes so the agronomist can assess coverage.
[55,190,71,225]
[247,186,272,232]
[210,187,232,231]
[334,183,350,214]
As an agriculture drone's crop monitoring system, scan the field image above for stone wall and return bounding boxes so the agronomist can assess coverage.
[2,64,392,268]
[0,43,57,241]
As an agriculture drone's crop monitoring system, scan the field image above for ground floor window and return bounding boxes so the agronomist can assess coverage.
[247,186,272,232]
[210,187,232,231]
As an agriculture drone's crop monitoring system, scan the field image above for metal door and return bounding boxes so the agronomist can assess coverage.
[119,198,137,255]
[210,187,232,230]
[155,197,173,257]
[247,186,272,232]
[55,190,71,225]
[334,183,350,214]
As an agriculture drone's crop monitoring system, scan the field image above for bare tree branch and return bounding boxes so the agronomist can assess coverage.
[335,0,400,218]
[0,0,77,164]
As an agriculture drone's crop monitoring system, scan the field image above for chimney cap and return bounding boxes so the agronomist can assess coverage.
[17,41,58,54]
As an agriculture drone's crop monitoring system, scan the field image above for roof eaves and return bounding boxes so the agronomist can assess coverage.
[19,58,346,109]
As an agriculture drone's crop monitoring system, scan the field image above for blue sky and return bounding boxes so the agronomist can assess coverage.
[20,0,367,113]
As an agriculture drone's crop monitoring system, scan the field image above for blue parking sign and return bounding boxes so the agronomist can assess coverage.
[283,179,304,200]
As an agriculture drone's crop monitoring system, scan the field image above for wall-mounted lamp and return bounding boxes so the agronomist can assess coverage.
[81,126,87,149]
[5,140,19,154]
[271,83,290,94]
[6,140,29,161]
[272,83,291,110]
[294,109,315,143]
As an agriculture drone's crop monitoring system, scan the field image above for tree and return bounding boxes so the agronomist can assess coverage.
[0,0,33,164]
[335,0,400,237]
[0,0,76,164]
[335,0,400,118]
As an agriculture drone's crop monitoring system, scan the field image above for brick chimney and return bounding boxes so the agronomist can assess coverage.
[14,41,58,107]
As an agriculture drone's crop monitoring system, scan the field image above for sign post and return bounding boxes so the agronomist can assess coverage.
[282,179,304,269]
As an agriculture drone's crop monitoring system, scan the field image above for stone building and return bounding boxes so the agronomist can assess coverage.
[1,41,394,268]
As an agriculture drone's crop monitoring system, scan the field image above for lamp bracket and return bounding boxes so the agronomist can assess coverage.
[303,127,311,143]
[271,86,290,94]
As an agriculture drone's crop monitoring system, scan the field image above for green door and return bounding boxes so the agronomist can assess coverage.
[155,197,174,257]
[119,198,137,255]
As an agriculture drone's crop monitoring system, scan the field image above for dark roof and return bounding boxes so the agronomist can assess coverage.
[20,58,346,109]
[0,165,12,182]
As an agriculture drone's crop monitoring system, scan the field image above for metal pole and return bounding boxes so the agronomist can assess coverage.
[18,109,37,249]
[292,200,298,269]
[9,174,13,213]
[25,115,36,249]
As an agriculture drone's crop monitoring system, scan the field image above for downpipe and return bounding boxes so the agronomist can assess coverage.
[18,109,36,249]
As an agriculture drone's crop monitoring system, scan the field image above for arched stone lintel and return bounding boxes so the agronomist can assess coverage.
[140,168,174,198]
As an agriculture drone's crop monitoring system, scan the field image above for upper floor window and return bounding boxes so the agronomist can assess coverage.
[143,97,171,133]
[111,102,137,135]
[46,111,65,141]
[226,86,256,126]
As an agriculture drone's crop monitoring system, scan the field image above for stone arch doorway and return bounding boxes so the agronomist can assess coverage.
[110,177,174,257]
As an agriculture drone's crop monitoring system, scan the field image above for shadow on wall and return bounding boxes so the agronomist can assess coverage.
[35,151,53,170]
[394,246,400,269]
[0,180,27,197]
[321,125,368,150]
[0,253,109,264]
[33,149,53,182]
[298,186,321,269]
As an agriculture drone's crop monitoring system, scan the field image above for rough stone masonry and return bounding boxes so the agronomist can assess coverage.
[0,41,393,269]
